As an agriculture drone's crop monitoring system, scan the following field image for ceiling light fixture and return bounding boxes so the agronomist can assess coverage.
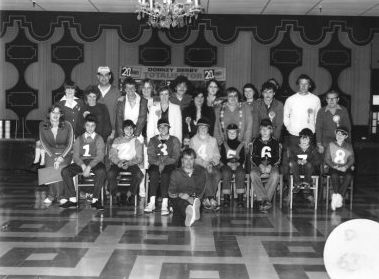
[136,0,202,29]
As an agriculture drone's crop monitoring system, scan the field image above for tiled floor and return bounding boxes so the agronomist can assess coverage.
[0,170,378,279]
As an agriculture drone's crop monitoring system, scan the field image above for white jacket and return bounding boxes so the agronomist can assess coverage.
[146,102,182,143]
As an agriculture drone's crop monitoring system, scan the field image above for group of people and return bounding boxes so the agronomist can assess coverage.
[34,66,355,227]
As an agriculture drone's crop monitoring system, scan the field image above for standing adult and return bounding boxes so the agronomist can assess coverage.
[168,148,205,227]
[169,75,193,111]
[214,87,253,148]
[316,90,352,154]
[39,105,74,204]
[147,86,182,143]
[205,79,224,108]
[115,77,148,139]
[78,85,112,142]
[242,83,259,113]
[283,74,321,148]
[183,90,215,138]
[252,81,284,140]
[96,66,121,142]
[57,81,84,137]
[140,78,158,114]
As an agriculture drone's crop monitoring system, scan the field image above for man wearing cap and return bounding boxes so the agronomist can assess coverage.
[190,118,221,210]
[316,90,351,154]
[168,148,206,226]
[145,118,181,215]
[324,126,355,210]
[95,66,121,142]
[115,77,148,139]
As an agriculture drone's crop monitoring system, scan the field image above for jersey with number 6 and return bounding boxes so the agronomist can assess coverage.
[251,137,281,167]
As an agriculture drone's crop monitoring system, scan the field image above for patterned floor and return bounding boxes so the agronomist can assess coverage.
[0,170,378,279]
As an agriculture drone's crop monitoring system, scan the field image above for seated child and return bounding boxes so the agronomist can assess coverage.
[60,114,106,210]
[220,124,246,208]
[250,119,281,212]
[108,120,144,206]
[288,128,321,203]
[33,140,46,166]
[145,118,181,215]
[189,118,221,211]
[324,126,355,210]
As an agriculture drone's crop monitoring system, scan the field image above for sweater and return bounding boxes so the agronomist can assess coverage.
[169,93,193,111]
[168,165,207,199]
[252,98,284,140]
[324,141,355,169]
[220,138,245,165]
[315,105,352,147]
[147,135,181,166]
[97,85,121,131]
[189,134,220,167]
[214,102,253,146]
[283,92,321,136]
[109,136,143,166]
[73,133,105,168]
[183,103,216,137]
[57,98,84,137]
[288,144,321,167]
[251,136,281,167]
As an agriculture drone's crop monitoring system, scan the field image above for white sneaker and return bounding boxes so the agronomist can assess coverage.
[59,198,68,205]
[161,204,169,216]
[330,194,337,211]
[336,193,343,208]
[185,205,195,227]
[43,197,53,204]
[193,198,201,221]
[144,202,155,213]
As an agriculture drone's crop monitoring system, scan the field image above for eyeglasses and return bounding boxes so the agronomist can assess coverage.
[327,97,338,100]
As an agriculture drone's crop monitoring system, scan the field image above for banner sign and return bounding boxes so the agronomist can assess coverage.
[120,66,226,81]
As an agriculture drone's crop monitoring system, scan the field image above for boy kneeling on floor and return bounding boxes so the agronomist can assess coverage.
[60,114,106,210]
[168,148,206,227]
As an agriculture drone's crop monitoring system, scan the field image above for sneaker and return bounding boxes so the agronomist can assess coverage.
[161,204,170,216]
[59,200,77,208]
[91,200,104,211]
[59,198,68,205]
[202,198,212,210]
[193,198,201,221]
[144,202,156,213]
[210,198,219,211]
[259,200,272,211]
[185,205,195,227]
[331,193,337,211]
[43,197,53,204]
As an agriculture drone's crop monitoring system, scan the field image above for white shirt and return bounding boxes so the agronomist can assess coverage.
[283,92,321,136]
[98,85,111,98]
[123,93,141,125]
[116,138,137,161]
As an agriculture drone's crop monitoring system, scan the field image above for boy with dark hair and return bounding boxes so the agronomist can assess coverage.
[250,119,281,211]
[60,114,106,210]
[324,126,355,210]
[145,118,181,215]
[168,148,206,227]
[288,128,321,203]
[220,123,246,208]
[108,120,144,206]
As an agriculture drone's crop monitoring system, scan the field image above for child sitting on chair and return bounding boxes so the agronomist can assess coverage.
[220,123,246,208]
[324,126,355,210]
[108,120,144,206]
[60,114,106,210]
[33,141,46,167]
[250,119,281,212]
[288,128,321,204]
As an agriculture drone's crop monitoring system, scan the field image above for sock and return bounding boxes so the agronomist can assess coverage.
[162,197,168,208]
[40,149,46,165]
[33,147,41,164]
[150,196,156,205]
[92,198,98,204]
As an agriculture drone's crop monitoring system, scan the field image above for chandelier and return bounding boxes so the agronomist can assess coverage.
[136,0,202,29]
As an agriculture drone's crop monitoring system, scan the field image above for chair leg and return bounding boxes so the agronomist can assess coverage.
[314,178,318,210]
[246,174,250,208]
[350,180,354,211]
[74,175,79,208]
[217,181,221,206]
[250,180,254,209]
[279,174,283,209]
[289,175,293,209]
[326,176,330,211]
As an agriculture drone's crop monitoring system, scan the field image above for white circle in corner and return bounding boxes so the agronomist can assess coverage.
[324,219,379,279]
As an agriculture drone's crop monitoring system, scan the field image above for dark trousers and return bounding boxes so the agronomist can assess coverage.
[290,160,314,185]
[221,165,246,194]
[170,197,191,226]
[148,164,176,198]
[330,168,353,196]
[61,162,106,199]
[107,164,143,195]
